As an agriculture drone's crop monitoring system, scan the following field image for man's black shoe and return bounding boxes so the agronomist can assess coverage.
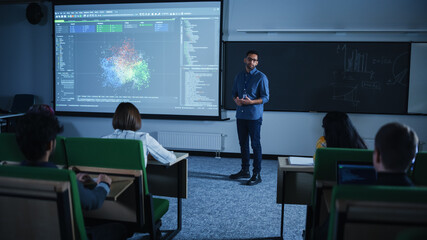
[246,173,262,185]
[229,169,250,179]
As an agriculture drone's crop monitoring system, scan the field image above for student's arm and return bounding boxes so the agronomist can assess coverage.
[316,136,327,149]
[144,133,176,165]
[77,174,111,210]
[232,74,242,106]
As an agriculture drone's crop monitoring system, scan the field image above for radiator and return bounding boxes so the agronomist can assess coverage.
[157,131,222,152]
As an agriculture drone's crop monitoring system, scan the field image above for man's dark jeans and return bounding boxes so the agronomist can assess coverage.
[237,118,262,174]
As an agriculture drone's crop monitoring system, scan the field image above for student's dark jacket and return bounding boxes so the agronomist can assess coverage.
[376,172,414,186]
[21,160,108,210]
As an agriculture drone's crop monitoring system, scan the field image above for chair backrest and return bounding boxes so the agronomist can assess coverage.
[64,137,151,223]
[65,137,170,240]
[0,133,68,167]
[0,133,24,162]
[328,185,427,240]
[314,147,373,183]
[65,137,146,172]
[10,94,35,113]
[412,151,427,186]
[0,165,87,240]
[309,147,373,239]
[65,137,146,188]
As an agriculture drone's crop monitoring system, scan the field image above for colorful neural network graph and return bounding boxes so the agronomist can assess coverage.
[100,39,150,90]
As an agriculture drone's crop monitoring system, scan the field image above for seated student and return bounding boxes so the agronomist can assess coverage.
[373,122,418,186]
[316,111,367,150]
[15,104,127,240]
[103,102,176,166]
[315,122,418,240]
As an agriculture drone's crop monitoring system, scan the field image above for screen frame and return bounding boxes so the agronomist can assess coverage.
[336,160,376,185]
[52,0,224,120]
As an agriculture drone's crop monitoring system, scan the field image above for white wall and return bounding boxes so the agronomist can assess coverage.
[1,0,426,156]
[224,0,427,42]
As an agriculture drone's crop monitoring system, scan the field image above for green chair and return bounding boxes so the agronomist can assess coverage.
[396,228,427,240]
[0,133,24,162]
[327,185,427,240]
[64,137,171,240]
[309,147,373,240]
[411,151,427,186]
[0,133,68,167]
[0,165,87,240]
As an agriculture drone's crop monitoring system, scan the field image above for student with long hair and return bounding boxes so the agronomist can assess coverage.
[316,111,367,151]
[103,102,176,166]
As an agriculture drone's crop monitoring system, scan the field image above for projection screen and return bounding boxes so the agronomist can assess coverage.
[54,1,222,119]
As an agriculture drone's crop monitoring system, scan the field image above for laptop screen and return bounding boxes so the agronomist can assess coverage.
[337,162,377,185]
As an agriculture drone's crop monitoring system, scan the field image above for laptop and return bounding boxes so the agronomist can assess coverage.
[336,161,377,185]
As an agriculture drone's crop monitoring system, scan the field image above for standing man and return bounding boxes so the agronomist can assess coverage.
[230,50,270,185]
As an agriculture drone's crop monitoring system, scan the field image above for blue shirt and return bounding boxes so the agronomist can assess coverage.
[232,67,269,120]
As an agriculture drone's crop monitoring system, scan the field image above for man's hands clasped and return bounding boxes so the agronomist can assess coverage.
[234,96,254,106]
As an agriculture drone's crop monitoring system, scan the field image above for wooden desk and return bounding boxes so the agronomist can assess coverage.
[322,188,333,213]
[68,167,142,223]
[70,152,188,238]
[0,113,24,119]
[147,152,189,239]
[277,157,314,204]
[76,152,189,200]
[316,181,334,214]
[277,156,314,239]
[83,174,135,201]
[147,152,188,198]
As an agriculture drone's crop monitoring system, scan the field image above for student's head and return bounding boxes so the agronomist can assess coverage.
[27,104,55,115]
[112,102,141,131]
[244,50,259,71]
[15,105,63,162]
[322,111,367,149]
[373,122,418,172]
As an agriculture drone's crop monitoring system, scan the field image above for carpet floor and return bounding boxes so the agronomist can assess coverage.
[130,156,306,240]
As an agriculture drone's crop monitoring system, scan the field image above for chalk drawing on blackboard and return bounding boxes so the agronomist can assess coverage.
[362,80,380,89]
[385,51,409,86]
[337,44,376,80]
[339,45,369,73]
[331,44,381,106]
[331,83,361,107]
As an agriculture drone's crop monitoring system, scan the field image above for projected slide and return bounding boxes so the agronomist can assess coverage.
[54,1,221,117]
[100,39,151,90]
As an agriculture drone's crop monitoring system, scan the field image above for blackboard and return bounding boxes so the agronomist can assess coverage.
[223,42,411,114]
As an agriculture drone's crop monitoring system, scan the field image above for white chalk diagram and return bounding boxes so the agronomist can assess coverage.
[386,51,409,86]
[330,44,408,108]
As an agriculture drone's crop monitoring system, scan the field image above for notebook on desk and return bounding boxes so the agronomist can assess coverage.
[148,152,189,166]
[336,161,376,185]
[288,156,314,166]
